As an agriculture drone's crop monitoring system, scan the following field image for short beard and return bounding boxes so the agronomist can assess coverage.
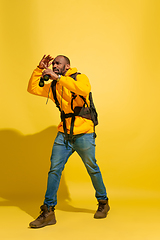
[61,65,66,76]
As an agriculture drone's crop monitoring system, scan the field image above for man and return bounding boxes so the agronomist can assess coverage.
[28,55,110,228]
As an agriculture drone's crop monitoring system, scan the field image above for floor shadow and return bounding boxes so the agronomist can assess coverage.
[0,127,94,218]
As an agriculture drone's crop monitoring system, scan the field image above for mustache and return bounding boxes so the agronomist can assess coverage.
[53,67,59,72]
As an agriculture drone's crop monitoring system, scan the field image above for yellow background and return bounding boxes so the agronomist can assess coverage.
[0,0,160,239]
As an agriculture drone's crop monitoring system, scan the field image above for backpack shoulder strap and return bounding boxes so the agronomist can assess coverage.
[70,72,81,80]
[51,72,81,111]
[51,80,61,111]
[70,72,88,106]
[70,73,98,127]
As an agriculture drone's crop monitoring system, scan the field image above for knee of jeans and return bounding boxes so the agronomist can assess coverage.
[85,162,100,174]
[49,162,65,174]
[49,167,64,178]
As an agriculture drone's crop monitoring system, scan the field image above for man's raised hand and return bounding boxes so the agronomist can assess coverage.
[38,55,54,69]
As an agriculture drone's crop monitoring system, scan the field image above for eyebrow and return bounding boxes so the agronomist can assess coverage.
[52,60,61,64]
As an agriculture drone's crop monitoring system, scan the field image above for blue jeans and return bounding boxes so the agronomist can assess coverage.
[44,132,107,207]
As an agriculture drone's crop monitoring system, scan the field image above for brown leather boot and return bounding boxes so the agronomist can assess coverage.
[29,205,56,228]
[94,199,110,219]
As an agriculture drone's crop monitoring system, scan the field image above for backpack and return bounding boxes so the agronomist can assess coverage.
[51,72,98,141]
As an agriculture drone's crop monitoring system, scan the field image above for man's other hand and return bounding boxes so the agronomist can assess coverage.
[42,68,58,81]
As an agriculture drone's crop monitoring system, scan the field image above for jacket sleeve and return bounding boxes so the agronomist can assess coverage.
[58,73,91,96]
[27,67,53,100]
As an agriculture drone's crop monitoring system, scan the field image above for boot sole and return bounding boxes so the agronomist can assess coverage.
[29,220,57,228]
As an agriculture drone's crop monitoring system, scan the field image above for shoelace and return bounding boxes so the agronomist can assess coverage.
[37,209,46,219]
[97,203,105,212]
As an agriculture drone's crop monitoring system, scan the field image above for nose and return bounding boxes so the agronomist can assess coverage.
[52,63,58,68]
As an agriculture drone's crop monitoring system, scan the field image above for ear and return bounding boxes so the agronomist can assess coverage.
[66,64,70,70]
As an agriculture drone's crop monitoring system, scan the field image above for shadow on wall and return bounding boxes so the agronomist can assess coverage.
[0,126,94,218]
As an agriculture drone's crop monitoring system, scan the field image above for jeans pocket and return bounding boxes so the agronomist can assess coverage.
[87,133,96,147]
[54,132,65,145]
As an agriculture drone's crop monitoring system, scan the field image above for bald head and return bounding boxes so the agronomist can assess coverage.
[52,55,70,76]
[56,55,70,65]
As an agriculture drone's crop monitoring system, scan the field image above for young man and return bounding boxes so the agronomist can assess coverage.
[28,55,110,228]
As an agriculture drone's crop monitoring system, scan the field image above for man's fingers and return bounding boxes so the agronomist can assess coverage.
[42,69,47,77]
[48,59,54,67]
[42,55,53,61]
[42,55,46,60]
[39,55,53,69]
[46,55,53,60]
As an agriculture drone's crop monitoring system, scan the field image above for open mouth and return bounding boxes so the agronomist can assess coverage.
[53,68,59,73]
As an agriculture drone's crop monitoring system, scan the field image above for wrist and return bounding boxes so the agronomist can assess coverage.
[57,74,61,82]
[37,65,44,70]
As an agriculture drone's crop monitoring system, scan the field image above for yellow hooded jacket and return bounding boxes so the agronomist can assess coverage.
[27,67,94,135]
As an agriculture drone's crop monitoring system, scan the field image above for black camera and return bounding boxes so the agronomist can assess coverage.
[39,74,50,87]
